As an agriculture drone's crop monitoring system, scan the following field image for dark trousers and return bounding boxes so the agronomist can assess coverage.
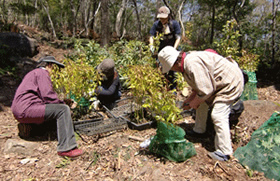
[45,104,77,152]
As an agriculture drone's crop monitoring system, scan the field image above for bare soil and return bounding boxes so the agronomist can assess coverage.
[1,33,280,180]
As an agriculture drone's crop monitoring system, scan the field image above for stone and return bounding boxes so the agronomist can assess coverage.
[4,139,40,156]
[0,32,39,58]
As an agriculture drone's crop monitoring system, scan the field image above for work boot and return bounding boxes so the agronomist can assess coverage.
[58,148,83,158]
[185,129,208,138]
[208,151,230,161]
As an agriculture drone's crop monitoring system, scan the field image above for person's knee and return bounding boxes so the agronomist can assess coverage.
[52,104,71,116]
[59,104,71,114]
[211,111,226,125]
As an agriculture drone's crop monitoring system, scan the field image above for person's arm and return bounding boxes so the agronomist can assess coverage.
[189,95,204,109]
[182,90,196,109]
[149,21,159,53]
[95,73,120,96]
[149,36,155,53]
[174,36,181,49]
[37,69,64,104]
[187,58,214,105]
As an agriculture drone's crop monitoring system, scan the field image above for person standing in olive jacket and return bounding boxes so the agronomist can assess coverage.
[149,6,181,91]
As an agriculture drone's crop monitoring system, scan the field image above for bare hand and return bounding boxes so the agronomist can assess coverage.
[189,98,201,109]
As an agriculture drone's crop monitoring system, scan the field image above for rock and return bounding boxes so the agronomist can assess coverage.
[0,32,39,58]
[0,96,7,102]
[4,139,40,156]
[242,100,280,122]
[238,100,280,141]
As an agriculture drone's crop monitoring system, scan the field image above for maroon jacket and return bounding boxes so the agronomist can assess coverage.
[11,68,64,124]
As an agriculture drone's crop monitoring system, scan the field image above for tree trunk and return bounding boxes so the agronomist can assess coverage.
[178,0,186,38]
[32,0,38,27]
[70,0,80,38]
[115,0,127,38]
[271,0,276,66]
[101,0,110,47]
[23,0,29,25]
[132,0,142,40]
[210,3,215,44]
[40,0,56,38]
[78,1,101,38]
[232,0,243,51]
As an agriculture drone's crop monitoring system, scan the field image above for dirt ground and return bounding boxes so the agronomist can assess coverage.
[1,38,280,181]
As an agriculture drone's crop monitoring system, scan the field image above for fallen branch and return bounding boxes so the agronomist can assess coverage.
[214,161,230,176]
[128,135,144,142]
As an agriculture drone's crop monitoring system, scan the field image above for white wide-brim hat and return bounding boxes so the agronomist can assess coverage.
[158,46,180,73]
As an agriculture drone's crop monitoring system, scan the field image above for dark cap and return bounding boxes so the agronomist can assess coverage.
[38,56,65,68]
[97,58,115,79]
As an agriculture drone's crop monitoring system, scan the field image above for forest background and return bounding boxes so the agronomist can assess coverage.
[0,0,279,83]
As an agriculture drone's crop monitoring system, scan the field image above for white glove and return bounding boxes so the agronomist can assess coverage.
[93,99,100,110]
[150,45,155,53]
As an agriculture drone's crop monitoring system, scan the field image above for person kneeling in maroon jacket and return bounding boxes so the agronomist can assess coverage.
[11,56,83,158]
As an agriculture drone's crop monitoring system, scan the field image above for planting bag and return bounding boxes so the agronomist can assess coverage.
[69,93,90,108]
[149,121,196,162]
[240,71,258,101]
[233,112,280,181]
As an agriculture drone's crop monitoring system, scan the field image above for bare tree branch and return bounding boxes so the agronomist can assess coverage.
[78,1,101,37]
[178,0,186,38]
[40,0,56,38]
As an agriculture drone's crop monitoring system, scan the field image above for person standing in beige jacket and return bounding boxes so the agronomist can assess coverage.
[158,46,244,161]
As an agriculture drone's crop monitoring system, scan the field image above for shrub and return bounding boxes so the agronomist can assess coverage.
[51,58,102,112]
[125,65,182,124]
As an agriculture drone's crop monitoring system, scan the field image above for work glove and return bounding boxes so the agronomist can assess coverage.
[64,98,77,109]
[150,45,155,54]
[89,97,101,110]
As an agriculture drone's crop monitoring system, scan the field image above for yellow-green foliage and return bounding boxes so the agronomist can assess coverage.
[215,19,240,61]
[125,65,182,123]
[184,22,193,40]
[214,19,261,72]
[237,50,260,72]
[51,57,102,105]
[175,72,189,91]
[109,40,155,80]
[152,32,164,54]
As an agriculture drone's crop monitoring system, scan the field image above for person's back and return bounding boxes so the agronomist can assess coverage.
[182,51,244,105]
[12,68,62,124]
[96,71,121,107]
[94,58,121,110]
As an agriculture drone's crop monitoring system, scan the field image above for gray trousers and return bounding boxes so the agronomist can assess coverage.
[193,102,233,155]
[45,104,77,152]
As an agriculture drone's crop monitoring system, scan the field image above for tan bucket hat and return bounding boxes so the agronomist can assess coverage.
[158,46,180,73]
[157,6,170,19]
